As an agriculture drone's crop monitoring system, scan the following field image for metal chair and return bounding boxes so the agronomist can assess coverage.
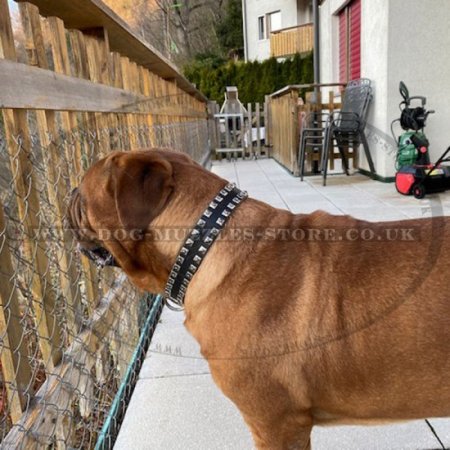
[322,78,375,185]
[298,112,331,181]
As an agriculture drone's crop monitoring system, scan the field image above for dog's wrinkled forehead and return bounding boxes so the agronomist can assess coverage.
[67,153,122,240]
[68,149,176,243]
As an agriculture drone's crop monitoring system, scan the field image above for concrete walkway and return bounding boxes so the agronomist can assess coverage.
[114,158,450,450]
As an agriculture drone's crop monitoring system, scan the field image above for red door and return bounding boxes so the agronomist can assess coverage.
[349,0,361,80]
[339,0,361,83]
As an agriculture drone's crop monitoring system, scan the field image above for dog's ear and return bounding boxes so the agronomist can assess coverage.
[108,151,174,231]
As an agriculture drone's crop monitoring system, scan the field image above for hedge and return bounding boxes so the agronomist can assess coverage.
[183,52,314,105]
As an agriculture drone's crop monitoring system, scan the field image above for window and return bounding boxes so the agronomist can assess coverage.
[258,16,265,40]
[267,11,282,34]
[259,11,281,40]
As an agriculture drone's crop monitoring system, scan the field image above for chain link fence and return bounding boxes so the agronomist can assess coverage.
[0,112,209,448]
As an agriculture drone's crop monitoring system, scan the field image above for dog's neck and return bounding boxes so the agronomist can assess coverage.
[131,161,230,296]
[164,183,247,309]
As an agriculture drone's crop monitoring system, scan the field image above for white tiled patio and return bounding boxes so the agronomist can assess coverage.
[212,158,450,221]
[114,158,450,450]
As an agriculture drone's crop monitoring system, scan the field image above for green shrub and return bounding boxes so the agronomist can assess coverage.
[183,52,314,104]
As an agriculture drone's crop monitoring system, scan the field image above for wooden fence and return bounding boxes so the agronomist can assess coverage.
[267,84,346,174]
[0,0,209,447]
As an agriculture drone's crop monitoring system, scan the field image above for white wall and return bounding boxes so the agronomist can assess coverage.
[387,0,450,176]
[320,0,450,178]
[360,0,390,176]
[244,0,301,61]
[319,0,342,87]
[319,0,349,100]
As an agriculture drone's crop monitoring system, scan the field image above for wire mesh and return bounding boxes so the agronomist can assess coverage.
[0,111,209,449]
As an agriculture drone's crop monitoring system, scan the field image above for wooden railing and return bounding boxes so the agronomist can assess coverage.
[270,23,314,58]
[267,83,346,174]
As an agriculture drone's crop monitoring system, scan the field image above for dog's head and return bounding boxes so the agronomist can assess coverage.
[67,150,175,269]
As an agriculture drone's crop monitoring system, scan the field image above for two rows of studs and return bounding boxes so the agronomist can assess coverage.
[165,184,247,305]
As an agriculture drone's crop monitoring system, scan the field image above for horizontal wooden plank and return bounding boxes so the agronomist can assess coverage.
[0,58,141,112]
[270,83,347,99]
[0,59,206,117]
[15,0,208,103]
[270,22,313,34]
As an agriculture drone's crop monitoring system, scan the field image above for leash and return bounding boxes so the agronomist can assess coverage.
[164,182,248,311]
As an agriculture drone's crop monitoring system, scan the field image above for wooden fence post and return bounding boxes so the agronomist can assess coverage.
[138,66,153,148]
[119,57,140,149]
[264,95,271,156]
[255,102,262,158]
[84,30,113,157]
[207,101,218,156]
[68,29,102,162]
[0,204,32,423]
[246,103,253,158]
[291,90,300,174]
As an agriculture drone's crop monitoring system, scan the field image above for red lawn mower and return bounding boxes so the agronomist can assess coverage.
[393,81,450,199]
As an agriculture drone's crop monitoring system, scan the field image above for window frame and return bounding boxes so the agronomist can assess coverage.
[258,15,265,40]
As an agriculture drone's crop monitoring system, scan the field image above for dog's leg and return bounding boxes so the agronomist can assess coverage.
[243,415,312,450]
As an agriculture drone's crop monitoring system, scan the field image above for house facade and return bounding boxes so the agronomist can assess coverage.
[320,0,450,179]
[242,0,314,61]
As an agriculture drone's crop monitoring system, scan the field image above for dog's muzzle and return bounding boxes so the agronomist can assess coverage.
[78,244,119,268]
[69,188,119,269]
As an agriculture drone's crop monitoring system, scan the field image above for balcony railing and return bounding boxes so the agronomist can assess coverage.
[270,23,314,58]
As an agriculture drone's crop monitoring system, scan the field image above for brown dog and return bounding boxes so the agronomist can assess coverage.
[68,149,450,449]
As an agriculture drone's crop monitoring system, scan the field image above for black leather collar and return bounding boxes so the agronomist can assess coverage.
[164,183,248,310]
